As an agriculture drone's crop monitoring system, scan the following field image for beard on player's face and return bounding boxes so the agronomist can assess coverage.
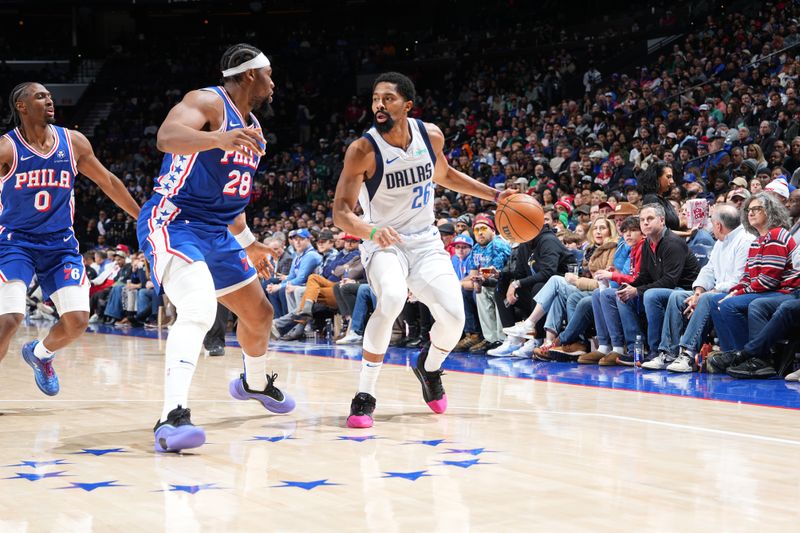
[375,113,395,134]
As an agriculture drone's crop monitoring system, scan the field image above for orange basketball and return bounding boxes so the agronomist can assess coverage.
[495,193,545,243]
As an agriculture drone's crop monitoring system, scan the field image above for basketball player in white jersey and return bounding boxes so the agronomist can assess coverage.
[333,72,512,428]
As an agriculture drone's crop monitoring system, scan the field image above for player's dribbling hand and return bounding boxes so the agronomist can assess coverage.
[371,226,401,248]
[496,188,516,202]
[218,127,266,158]
[244,241,277,279]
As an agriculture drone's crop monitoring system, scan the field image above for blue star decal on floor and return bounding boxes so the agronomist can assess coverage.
[6,471,69,481]
[336,435,379,442]
[5,459,71,468]
[439,459,490,469]
[273,479,341,490]
[441,448,495,456]
[251,435,296,442]
[163,483,222,494]
[404,439,448,447]
[381,470,432,481]
[58,480,125,491]
[73,448,127,456]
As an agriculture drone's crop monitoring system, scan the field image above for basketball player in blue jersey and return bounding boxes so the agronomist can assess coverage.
[138,43,295,453]
[0,82,140,395]
[333,72,513,428]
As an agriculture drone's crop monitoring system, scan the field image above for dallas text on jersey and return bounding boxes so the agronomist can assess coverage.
[384,162,432,190]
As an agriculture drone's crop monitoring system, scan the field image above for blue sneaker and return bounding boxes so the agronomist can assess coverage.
[21,341,59,396]
[153,406,206,453]
[229,372,296,414]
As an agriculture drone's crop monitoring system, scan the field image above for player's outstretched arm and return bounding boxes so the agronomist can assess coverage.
[333,138,401,248]
[425,123,513,203]
[156,90,265,158]
[70,130,140,219]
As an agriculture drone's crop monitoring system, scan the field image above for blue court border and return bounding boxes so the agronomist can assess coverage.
[82,323,800,410]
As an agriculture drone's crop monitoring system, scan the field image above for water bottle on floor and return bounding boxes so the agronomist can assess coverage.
[633,335,644,367]
[325,319,333,342]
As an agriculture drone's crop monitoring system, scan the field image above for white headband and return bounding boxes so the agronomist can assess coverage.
[222,53,270,78]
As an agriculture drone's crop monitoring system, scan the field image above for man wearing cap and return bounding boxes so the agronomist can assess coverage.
[315,229,339,273]
[513,176,531,193]
[451,235,483,351]
[610,202,639,232]
[267,229,322,338]
[729,188,750,208]
[597,201,614,217]
[765,176,791,204]
[554,199,574,229]
[437,222,457,256]
[455,214,473,237]
[574,204,591,226]
[731,176,749,190]
[282,234,365,339]
[464,214,511,353]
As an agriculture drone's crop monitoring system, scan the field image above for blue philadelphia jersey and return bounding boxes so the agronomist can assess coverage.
[138,86,262,294]
[0,125,78,235]
[149,86,262,227]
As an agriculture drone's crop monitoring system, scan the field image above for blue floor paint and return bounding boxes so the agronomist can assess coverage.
[83,323,800,410]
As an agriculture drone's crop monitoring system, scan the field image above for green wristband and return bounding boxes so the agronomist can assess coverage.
[369,227,379,240]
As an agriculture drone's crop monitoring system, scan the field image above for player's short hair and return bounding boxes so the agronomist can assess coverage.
[8,82,34,127]
[220,43,264,83]
[373,72,416,103]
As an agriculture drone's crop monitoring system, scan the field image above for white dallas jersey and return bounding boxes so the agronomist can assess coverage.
[359,118,437,234]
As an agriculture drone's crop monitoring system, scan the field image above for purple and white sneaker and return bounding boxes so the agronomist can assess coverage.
[229,373,296,414]
[153,406,206,453]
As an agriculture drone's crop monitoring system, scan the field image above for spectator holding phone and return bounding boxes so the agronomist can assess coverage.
[465,214,511,353]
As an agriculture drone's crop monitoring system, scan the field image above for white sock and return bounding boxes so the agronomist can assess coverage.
[243,351,267,391]
[358,359,382,397]
[597,344,610,355]
[34,340,54,361]
[612,346,625,354]
[424,344,450,372]
[523,318,534,329]
[160,325,203,422]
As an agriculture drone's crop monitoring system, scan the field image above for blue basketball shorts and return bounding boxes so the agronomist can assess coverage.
[137,196,256,295]
[0,227,86,301]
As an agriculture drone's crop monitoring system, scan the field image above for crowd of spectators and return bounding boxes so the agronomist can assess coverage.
[13,1,800,378]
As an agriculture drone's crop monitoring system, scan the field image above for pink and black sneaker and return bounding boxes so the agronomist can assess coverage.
[413,348,447,414]
[346,392,376,428]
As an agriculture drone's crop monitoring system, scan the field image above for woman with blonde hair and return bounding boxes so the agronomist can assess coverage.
[746,144,768,169]
[494,217,619,357]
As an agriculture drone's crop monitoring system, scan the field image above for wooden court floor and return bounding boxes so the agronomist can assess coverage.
[1,323,799,532]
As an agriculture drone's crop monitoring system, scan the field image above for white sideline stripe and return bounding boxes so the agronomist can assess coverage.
[1,402,799,446]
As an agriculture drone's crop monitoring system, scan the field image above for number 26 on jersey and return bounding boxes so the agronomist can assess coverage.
[411,182,433,209]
